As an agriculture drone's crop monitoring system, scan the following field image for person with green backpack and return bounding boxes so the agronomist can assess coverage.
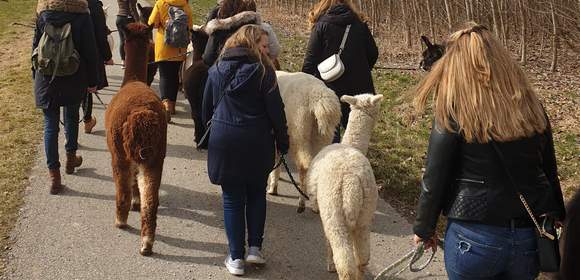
[32,0,99,195]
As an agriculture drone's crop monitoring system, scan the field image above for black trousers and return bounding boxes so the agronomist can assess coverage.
[158,61,182,102]
[82,92,93,121]
[115,15,135,61]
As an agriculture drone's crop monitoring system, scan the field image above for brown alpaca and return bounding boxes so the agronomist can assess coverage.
[105,23,167,256]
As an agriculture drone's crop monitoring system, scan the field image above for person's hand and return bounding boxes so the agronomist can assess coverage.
[87,86,97,94]
[105,59,114,65]
[413,234,438,253]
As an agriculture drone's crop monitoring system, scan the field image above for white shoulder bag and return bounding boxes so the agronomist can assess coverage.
[317,24,351,82]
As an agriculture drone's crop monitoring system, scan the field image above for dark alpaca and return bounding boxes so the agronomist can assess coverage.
[559,189,580,279]
[137,3,158,86]
[182,27,210,146]
[105,23,167,256]
[419,35,445,71]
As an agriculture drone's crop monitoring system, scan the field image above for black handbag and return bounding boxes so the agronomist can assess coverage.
[491,142,561,272]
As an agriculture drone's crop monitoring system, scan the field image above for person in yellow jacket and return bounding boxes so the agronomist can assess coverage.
[148,0,192,117]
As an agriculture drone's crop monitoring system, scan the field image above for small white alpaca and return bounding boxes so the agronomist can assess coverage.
[268,71,341,213]
[306,94,383,280]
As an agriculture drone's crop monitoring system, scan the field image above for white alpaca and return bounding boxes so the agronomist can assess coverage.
[306,94,383,280]
[268,71,341,213]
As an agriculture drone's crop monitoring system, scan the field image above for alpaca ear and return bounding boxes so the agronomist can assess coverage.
[340,95,357,106]
[421,35,433,49]
[137,3,143,11]
[370,94,384,105]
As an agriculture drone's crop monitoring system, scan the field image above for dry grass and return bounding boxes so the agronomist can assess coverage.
[262,4,579,224]
[0,0,42,275]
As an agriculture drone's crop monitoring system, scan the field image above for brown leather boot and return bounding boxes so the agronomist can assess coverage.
[83,116,96,134]
[168,100,176,115]
[65,152,83,174]
[49,169,62,195]
[162,99,171,122]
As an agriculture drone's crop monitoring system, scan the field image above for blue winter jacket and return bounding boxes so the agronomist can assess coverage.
[202,47,289,185]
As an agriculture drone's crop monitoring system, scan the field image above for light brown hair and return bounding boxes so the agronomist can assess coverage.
[220,24,276,91]
[414,22,547,143]
[308,0,366,29]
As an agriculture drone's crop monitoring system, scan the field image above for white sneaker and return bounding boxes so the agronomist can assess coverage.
[224,255,244,276]
[246,246,266,264]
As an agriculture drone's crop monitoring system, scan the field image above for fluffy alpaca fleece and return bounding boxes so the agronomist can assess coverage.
[105,23,167,256]
[306,94,383,280]
[268,71,341,213]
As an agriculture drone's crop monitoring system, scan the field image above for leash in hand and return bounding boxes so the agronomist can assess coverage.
[374,239,444,279]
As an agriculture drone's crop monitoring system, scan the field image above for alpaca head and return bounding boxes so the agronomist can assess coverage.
[192,25,210,59]
[340,94,384,119]
[124,22,151,47]
[137,3,153,25]
[339,94,383,154]
[419,35,445,71]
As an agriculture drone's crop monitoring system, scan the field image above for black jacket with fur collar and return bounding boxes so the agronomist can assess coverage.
[202,11,261,66]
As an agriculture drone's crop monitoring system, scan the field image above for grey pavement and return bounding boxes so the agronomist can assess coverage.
[2,1,447,279]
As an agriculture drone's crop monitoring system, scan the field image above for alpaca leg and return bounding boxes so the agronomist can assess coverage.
[353,227,371,279]
[130,164,140,211]
[138,163,162,256]
[325,225,357,280]
[297,167,307,213]
[326,238,336,272]
[113,162,132,229]
[267,152,280,195]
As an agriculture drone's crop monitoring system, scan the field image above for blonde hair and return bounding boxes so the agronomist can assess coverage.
[308,0,366,29]
[414,22,547,143]
[220,24,276,90]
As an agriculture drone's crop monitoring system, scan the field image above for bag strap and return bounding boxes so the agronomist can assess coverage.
[337,24,351,56]
[491,142,555,240]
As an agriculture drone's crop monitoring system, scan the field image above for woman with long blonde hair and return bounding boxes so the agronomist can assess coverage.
[412,22,565,279]
[302,0,378,143]
[202,24,289,276]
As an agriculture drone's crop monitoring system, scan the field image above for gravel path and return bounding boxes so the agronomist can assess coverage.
[2,1,447,279]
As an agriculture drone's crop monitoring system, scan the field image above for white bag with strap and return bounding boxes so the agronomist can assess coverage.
[317,24,351,82]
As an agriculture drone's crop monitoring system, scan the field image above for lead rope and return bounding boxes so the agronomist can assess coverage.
[374,239,443,279]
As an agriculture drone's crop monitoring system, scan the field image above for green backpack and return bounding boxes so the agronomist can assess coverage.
[32,22,80,82]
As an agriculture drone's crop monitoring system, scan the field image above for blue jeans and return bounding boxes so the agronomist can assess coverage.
[220,178,267,260]
[43,104,80,170]
[444,220,539,280]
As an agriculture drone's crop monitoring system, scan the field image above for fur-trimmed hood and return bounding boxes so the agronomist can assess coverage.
[204,11,261,35]
[37,0,89,14]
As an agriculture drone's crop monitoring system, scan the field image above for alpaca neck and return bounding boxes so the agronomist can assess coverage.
[341,109,375,155]
[122,43,148,86]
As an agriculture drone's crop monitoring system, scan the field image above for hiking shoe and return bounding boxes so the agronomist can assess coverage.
[224,255,244,276]
[49,169,62,195]
[65,152,82,174]
[84,116,96,134]
[246,246,266,264]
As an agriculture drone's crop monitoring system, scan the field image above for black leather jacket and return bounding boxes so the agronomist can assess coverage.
[413,120,566,239]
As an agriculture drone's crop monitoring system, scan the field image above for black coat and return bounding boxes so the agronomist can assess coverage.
[202,11,260,66]
[413,119,566,240]
[33,11,98,109]
[202,47,289,186]
[88,0,112,90]
[302,4,378,96]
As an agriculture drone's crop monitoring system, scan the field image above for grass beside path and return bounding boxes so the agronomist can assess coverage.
[0,0,42,275]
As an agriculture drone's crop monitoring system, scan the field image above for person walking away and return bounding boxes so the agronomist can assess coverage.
[33,0,99,194]
[302,0,378,143]
[148,0,193,120]
[201,0,260,67]
[412,22,566,280]
[202,25,289,276]
[83,0,114,134]
[116,0,138,66]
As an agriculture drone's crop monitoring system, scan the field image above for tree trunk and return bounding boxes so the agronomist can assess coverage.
[427,0,435,38]
[444,0,453,31]
[519,0,527,64]
[490,0,499,38]
[550,0,558,72]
